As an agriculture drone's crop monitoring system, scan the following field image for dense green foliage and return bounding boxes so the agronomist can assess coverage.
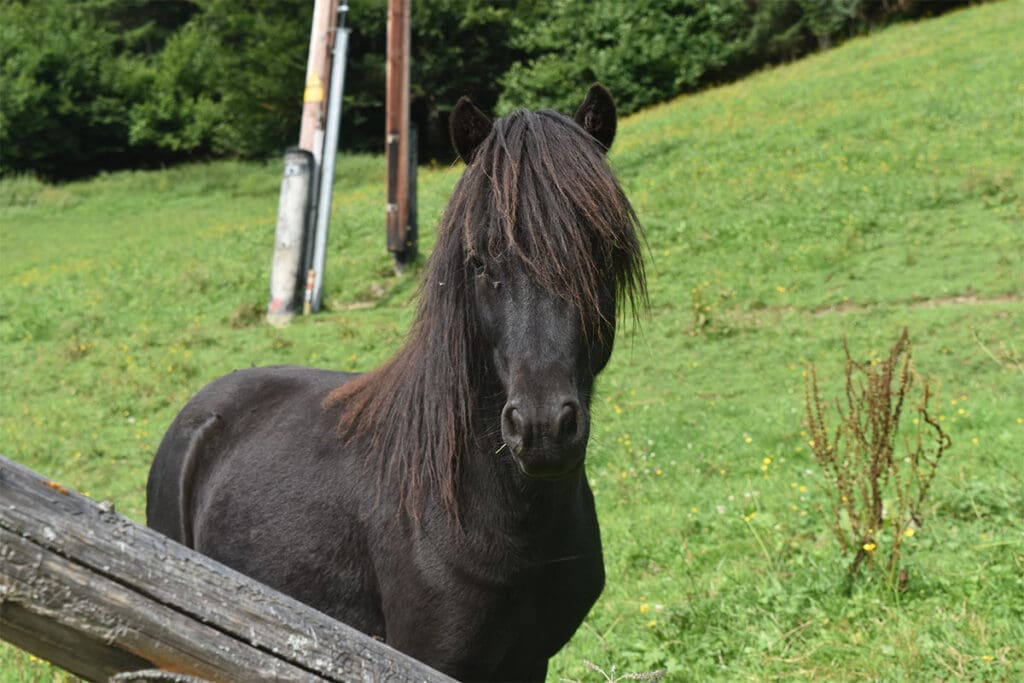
[498,0,751,115]
[498,0,981,115]
[127,0,313,158]
[2,2,1022,680]
[0,0,151,179]
[1,0,972,179]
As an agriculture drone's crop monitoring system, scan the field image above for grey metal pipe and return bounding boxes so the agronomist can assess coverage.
[310,6,350,313]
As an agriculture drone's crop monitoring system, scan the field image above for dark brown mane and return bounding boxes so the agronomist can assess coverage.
[325,108,646,520]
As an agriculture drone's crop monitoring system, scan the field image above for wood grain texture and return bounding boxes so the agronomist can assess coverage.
[0,455,455,683]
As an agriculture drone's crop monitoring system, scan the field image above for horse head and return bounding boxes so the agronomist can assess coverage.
[449,85,640,480]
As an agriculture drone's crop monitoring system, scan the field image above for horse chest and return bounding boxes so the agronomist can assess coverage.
[390,537,602,678]
[514,550,605,651]
[434,519,605,653]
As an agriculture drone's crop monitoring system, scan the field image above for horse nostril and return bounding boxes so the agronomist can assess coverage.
[502,403,526,451]
[555,401,580,445]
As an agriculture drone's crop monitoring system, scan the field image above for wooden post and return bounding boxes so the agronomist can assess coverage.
[0,455,455,683]
[300,0,339,298]
[386,0,416,270]
[300,0,339,166]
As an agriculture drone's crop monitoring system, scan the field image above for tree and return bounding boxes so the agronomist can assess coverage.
[1,1,144,179]
[0,0,971,180]
[497,0,751,116]
[127,0,313,159]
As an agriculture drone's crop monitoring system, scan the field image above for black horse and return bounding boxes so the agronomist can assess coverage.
[147,84,646,682]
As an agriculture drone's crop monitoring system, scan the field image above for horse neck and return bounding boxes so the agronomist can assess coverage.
[458,371,590,538]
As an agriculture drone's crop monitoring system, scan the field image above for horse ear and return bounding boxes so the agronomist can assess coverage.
[450,97,493,163]
[574,83,617,152]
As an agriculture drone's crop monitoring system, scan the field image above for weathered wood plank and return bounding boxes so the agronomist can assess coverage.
[0,602,152,681]
[1,527,322,681]
[0,455,456,683]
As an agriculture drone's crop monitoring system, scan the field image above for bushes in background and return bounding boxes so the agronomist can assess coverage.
[0,0,972,180]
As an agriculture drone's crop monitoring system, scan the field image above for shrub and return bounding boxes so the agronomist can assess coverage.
[804,329,951,586]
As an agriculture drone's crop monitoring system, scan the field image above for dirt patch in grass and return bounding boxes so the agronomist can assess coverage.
[814,293,1022,316]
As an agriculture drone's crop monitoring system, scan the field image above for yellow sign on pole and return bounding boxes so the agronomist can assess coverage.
[304,74,325,103]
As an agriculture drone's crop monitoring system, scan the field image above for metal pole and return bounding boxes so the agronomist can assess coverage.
[310,5,350,313]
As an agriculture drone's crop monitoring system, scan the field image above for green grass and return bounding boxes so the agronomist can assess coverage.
[2,1,1023,680]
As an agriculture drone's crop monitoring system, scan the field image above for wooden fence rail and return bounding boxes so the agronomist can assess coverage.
[0,455,455,683]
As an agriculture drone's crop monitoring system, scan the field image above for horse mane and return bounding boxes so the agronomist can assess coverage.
[325,108,646,521]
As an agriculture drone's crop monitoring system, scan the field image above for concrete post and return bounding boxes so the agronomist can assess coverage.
[267,148,315,326]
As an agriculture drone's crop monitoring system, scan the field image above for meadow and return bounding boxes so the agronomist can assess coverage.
[2,1,1022,680]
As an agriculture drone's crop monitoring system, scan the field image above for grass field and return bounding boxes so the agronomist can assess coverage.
[2,1,1022,680]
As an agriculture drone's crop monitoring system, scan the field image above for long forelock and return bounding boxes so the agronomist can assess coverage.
[449,108,646,325]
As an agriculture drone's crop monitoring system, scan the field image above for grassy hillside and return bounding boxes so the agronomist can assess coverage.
[2,1,1022,680]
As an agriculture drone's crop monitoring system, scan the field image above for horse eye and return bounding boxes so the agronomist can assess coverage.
[469,255,486,277]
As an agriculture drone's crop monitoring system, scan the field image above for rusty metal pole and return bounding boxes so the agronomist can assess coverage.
[386,0,415,271]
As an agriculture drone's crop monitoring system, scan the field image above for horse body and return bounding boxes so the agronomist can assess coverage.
[149,365,602,679]
[148,84,644,681]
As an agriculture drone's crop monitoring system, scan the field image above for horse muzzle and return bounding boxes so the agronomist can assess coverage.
[501,396,589,479]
